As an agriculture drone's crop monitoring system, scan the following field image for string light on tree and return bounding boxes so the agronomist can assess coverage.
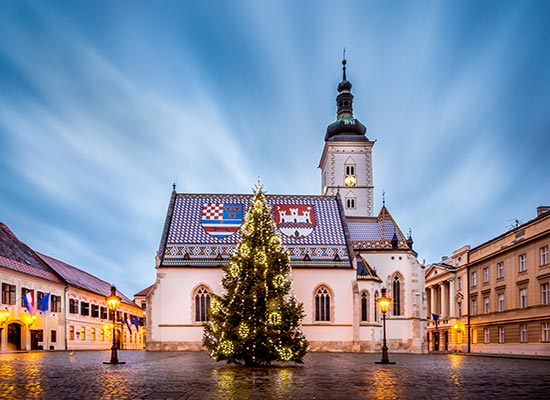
[203,184,309,366]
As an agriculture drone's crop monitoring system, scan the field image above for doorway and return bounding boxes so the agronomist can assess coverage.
[30,330,43,350]
[7,323,22,350]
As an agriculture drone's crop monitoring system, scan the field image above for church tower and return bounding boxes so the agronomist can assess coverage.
[319,58,375,217]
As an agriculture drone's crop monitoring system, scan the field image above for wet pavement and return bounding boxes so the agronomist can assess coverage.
[1,350,549,399]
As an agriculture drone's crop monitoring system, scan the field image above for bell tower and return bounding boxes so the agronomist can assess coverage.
[319,58,375,217]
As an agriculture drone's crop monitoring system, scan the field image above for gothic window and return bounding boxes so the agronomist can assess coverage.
[195,287,211,322]
[345,164,355,176]
[374,291,379,322]
[361,291,369,322]
[392,275,401,316]
[346,197,356,209]
[315,286,331,322]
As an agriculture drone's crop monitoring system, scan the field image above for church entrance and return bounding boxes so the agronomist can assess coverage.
[7,323,22,350]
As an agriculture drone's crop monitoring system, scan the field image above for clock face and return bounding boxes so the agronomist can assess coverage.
[344,175,356,187]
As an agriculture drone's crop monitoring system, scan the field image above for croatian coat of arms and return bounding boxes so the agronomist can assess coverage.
[201,203,243,238]
[274,204,316,238]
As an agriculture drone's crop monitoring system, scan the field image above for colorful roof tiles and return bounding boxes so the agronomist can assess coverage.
[160,193,352,268]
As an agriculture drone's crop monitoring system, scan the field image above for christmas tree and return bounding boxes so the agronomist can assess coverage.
[203,185,308,366]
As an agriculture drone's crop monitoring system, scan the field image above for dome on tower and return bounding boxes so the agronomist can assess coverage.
[325,58,368,142]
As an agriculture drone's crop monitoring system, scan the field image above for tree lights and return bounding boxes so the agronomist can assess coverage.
[203,185,308,365]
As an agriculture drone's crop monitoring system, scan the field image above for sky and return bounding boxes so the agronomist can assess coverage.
[1,0,549,298]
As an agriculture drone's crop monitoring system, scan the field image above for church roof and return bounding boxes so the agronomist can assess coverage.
[356,255,382,281]
[346,206,411,251]
[158,193,352,268]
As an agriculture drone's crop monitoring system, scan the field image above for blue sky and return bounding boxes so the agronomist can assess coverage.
[1,0,549,297]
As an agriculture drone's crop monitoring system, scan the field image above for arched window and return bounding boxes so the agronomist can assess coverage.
[361,291,369,322]
[195,287,211,322]
[393,276,401,316]
[315,287,331,322]
[374,291,379,322]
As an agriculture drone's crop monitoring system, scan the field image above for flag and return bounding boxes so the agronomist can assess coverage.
[432,313,439,329]
[38,293,50,311]
[23,291,35,314]
[125,317,133,334]
[132,316,140,331]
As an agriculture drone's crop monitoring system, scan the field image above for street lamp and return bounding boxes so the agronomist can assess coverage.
[375,287,396,365]
[0,308,10,331]
[104,285,125,365]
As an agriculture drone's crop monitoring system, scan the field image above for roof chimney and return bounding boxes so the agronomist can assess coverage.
[537,206,550,216]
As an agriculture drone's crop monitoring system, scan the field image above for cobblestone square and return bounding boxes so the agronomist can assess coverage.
[1,351,550,399]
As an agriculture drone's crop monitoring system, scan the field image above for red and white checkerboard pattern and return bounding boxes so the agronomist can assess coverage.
[202,203,224,220]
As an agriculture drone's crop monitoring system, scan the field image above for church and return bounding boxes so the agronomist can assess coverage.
[147,60,427,353]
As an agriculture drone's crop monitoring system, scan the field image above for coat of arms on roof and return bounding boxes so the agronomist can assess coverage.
[201,203,243,238]
[274,204,316,238]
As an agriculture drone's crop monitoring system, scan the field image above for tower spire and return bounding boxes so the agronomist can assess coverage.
[342,48,347,81]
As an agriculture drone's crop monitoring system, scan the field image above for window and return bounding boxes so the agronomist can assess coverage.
[392,276,401,316]
[471,271,477,287]
[542,283,550,305]
[141,300,146,310]
[37,291,45,310]
[457,302,462,316]
[91,304,99,318]
[195,287,211,322]
[361,292,369,322]
[498,293,505,312]
[69,326,75,340]
[80,327,86,341]
[483,296,490,314]
[374,291,379,322]
[542,322,550,342]
[541,246,549,266]
[51,330,57,343]
[483,267,489,283]
[2,283,16,305]
[497,262,504,279]
[50,295,61,312]
[21,287,32,299]
[520,288,528,308]
[519,254,527,272]
[484,328,490,344]
[80,302,90,316]
[100,328,105,341]
[471,298,477,316]
[69,299,79,314]
[91,328,96,341]
[100,306,108,319]
[345,164,355,176]
[346,197,356,209]
[315,287,331,322]
[498,326,505,343]
[457,277,462,291]
[520,324,528,343]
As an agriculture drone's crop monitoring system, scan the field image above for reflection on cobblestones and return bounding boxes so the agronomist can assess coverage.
[0,351,549,399]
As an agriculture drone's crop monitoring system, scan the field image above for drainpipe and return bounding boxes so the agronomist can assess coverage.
[64,285,69,350]
[466,253,471,353]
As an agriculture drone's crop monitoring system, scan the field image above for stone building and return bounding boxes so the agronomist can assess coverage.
[147,60,427,353]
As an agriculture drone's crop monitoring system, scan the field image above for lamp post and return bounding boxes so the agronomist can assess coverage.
[104,285,125,365]
[375,287,396,365]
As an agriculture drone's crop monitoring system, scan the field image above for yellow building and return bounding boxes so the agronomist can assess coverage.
[426,206,550,356]
[0,222,144,352]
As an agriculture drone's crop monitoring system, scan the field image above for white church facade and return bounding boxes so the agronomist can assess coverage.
[146,60,427,353]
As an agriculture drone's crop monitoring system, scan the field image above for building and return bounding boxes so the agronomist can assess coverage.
[147,60,427,353]
[468,206,550,356]
[425,206,550,356]
[424,245,469,352]
[0,222,144,351]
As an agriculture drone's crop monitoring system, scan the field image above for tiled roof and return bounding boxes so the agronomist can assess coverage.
[161,193,351,268]
[346,207,410,250]
[134,284,153,297]
[37,252,135,306]
[0,223,64,284]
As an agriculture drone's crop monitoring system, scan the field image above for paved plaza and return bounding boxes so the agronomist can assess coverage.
[1,350,550,399]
